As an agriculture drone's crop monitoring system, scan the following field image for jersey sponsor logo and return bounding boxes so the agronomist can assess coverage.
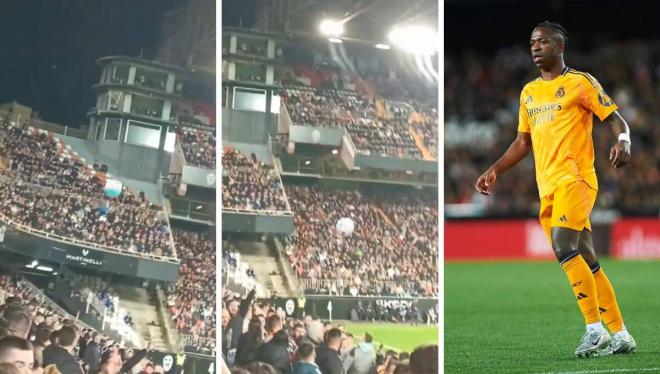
[526,102,562,117]
[555,86,565,98]
[559,215,568,223]
[525,95,533,104]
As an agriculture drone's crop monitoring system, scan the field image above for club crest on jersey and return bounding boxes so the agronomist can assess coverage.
[555,86,565,98]
[525,95,533,104]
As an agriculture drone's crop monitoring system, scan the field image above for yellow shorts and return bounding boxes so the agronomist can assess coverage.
[539,180,598,243]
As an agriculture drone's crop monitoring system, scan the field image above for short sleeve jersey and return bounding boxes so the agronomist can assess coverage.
[518,67,618,197]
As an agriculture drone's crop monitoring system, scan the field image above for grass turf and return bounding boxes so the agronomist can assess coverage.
[445,259,660,374]
[341,321,439,353]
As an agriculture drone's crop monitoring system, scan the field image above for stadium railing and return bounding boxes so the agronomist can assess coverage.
[179,334,215,356]
[221,207,293,217]
[299,278,432,297]
[0,214,179,263]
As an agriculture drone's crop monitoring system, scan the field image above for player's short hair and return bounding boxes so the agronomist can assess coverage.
[297,343,315,360]
[535,21,568,44]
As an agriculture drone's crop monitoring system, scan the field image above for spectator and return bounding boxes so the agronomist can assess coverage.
[235,318,263,367]
[315,328,343,374]
[255,315,292,374]
[409,345,438,374]
[33,327,51,368]
[42,325,82,374]
[0,336,33,373]
[293,343,321,374]
[83,333,101,373]
[344,333,376,374]
[228,289,256,350]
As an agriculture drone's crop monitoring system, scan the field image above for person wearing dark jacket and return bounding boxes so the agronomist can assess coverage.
[316,329,344,374]
[236,317,264,367]
[255,315,292,374]
[83,334,102,372]
[42,325,83,374]
[229,289,256,349]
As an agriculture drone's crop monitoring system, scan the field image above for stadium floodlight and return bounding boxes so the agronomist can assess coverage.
[388,25,439,55]
[328,37,343,44]
[374,43,391,50]
[36,265,54,272]
[320,19,344,36]
[26,260,38,268]
[331,149,339,155]
[305,160,312,165]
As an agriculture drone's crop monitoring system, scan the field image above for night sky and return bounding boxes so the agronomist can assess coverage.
[445,0,660,54]
[0,0,184,127]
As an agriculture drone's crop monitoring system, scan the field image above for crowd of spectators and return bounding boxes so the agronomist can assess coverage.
[0,122,176,257]
[221,288,438,374]
[166,229,215,356]
[222,149,289,212]
[445,42,660,216]
[349,301,438,325]
[281,87,428,160]
[283,185,438,297]
[0,180,174,258]
[178,127,216,169]
[0,273,159,373]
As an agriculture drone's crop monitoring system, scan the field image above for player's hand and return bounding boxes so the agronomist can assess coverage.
[610,140,631,168]
[475,168,497,195]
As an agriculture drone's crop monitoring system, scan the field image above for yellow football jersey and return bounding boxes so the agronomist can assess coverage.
[518,67,618,197]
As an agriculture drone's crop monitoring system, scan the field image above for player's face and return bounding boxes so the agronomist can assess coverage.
[530,27,563,69]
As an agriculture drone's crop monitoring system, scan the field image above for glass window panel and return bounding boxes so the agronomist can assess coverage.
[104,118,121,141]
[233,87,266,112]
[125,121,161,148]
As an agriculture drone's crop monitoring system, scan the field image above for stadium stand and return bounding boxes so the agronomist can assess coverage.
[445,43,660,216]
[0,121,176,259]
[221,286,438,373]
[283,185,438,297]
[166,229,216,355]
[178,126,216,169]
[0,272,159,373]
[221,148,290,212]
[281,86,429,160]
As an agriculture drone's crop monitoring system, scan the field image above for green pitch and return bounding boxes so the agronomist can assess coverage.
[341,321,438,353]
[445,259,660,374]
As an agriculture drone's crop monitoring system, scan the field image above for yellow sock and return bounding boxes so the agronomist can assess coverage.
[591,263,624,332]
[560,252,600,324]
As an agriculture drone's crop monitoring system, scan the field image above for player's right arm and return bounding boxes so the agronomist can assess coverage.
[475,89,533,195]
[475,131,532,195]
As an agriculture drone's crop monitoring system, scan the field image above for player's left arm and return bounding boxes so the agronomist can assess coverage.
[580,74,631,168]
[602,111,631,168]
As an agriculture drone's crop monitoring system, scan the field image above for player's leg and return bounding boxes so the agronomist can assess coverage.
[551,227,602,328]
[549,181,610,357]
[578,230,636,354]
